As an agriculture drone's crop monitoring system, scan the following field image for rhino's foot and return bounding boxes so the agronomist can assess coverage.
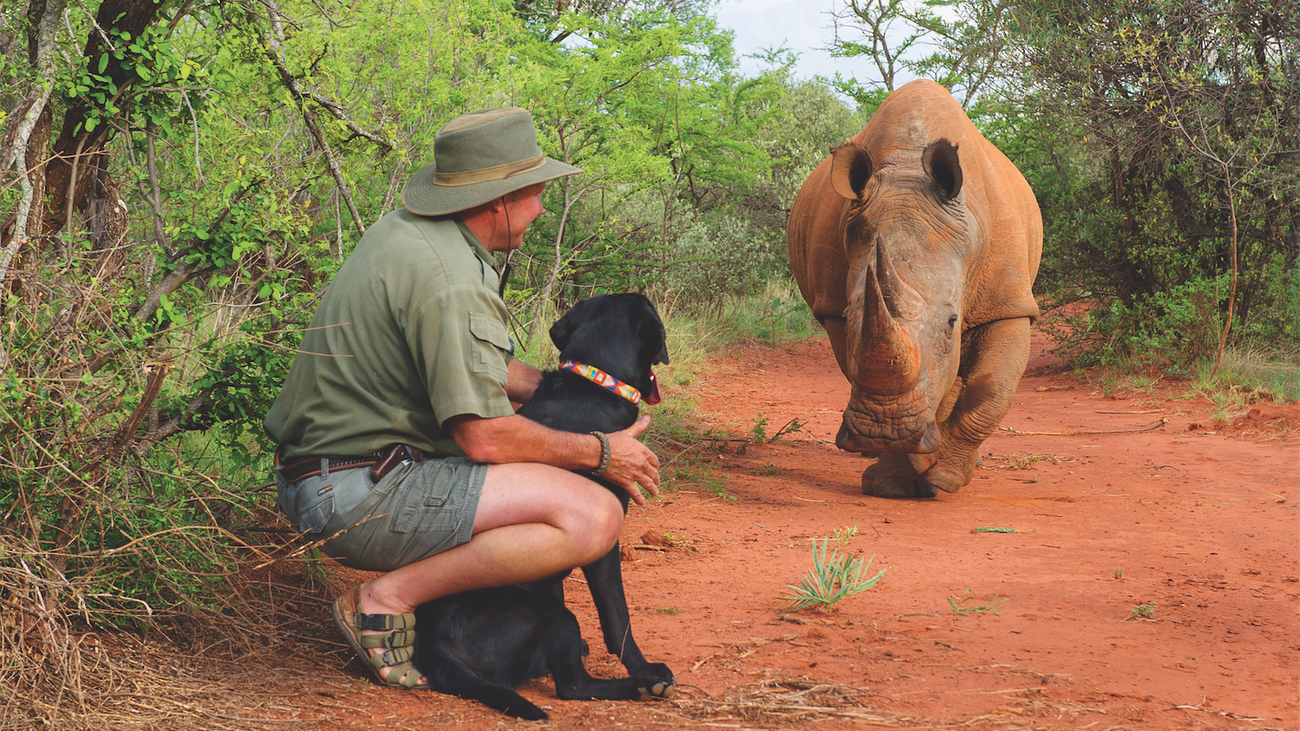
[862,455,973,498]
[861,460,938,499]
[922,466,968,494]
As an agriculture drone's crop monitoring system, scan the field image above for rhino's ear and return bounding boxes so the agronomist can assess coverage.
[830,143,873,201]
[923,139,962,201]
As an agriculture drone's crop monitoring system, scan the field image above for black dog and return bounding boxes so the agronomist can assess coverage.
[411,293,676,720]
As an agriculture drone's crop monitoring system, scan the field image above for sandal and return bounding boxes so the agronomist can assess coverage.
[331,586,430,690]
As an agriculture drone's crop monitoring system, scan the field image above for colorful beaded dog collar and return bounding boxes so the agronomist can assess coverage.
[559,360,642,405]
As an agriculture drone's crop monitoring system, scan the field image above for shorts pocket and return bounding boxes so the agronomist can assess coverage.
[389,461,457,533]
[295,482,336,534]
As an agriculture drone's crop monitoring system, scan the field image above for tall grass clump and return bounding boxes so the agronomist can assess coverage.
[1193,346,1300,402]
[673,279,819,346]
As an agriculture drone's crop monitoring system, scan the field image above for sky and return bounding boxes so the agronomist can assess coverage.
[711,0,886,85]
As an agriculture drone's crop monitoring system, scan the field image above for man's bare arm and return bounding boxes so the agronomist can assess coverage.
[506,360,543,404]
[447,413,660,505]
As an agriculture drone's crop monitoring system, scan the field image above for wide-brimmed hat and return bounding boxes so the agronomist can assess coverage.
[401,108,582,217]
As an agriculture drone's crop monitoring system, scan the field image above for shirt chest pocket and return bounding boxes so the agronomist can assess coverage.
[468,313,511,379]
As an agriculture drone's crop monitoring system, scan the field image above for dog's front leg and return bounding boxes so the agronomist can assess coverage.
[580,543,675,684]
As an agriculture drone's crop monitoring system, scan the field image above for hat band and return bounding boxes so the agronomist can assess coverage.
[434,154,546,187]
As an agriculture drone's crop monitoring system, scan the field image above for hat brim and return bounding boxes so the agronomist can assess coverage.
[401,157,582,217]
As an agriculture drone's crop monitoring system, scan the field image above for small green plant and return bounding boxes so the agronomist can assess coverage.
[753,461,782,476]
[659,446,730,499]
[301,547,330,590]
[833,524,858,547]
[1100,372,1120,396]
[972,526,1023,533]
[1128,601,1157,621]
[1128,374,1157,390]
[1206,389,1245,422]
[1012,455,1041,470]
[1114,567,1125,580]
[656,607,682,615]
[749,413,805,443]
[767,417,804,442]
[948,590,1008,617]
[778,540,886,613]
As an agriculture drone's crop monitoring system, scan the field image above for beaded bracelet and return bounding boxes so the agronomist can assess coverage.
[589,431,611,477]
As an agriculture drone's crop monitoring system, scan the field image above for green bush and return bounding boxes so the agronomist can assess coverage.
[660,215,788,308]
[1043,275,1230,374]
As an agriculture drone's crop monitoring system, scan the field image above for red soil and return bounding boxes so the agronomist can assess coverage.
[294,331,1299,730]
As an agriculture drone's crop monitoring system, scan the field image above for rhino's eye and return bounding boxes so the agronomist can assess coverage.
[947,315,958,332]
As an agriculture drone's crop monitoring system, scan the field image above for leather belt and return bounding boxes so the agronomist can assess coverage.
[277,444,425,484]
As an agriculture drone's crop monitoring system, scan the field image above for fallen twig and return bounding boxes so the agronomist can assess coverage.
[1095,409,1164,414]
[998,418,1168,437]
[1163,704,1263,722]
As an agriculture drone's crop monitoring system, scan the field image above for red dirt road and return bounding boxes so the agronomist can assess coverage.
[296,332,1298,730]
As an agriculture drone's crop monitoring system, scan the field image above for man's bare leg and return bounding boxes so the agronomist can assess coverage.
[352,462,625,682]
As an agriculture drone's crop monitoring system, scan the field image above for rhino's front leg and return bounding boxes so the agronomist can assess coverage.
[916,316,1032,492]
[863,317,1031,497]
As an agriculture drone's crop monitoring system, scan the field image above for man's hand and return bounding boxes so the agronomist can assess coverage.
[601,416,660,506]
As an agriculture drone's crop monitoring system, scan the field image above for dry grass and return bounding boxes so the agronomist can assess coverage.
[0,530,352,731]
[669,677,908,725]
[1,632,313,730]
[656,675,1163,730]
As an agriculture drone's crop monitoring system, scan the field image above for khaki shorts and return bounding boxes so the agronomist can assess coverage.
[276,456,486,572]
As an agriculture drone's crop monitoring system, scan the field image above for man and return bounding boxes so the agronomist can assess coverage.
[264,108,660,690]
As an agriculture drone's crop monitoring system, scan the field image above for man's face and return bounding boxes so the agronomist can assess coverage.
[500,183,547,250]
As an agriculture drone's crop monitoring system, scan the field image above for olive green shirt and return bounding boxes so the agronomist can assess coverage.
[264,210,515,460]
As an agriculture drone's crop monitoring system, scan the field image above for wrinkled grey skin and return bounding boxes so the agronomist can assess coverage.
[787,80,1042,498]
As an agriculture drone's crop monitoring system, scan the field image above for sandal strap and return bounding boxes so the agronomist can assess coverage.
[366,644,414,670]
[377,659,424,689]
[359,628,415,650]
[355,611,415,632]
[367,646,426,688]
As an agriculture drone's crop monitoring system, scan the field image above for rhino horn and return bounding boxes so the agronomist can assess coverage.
[852,234,922,394]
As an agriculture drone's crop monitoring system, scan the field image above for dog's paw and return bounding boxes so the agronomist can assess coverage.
[641,662,675,684]
[636,679,675,700]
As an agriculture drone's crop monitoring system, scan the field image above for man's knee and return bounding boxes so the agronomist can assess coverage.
[571,485,623,562]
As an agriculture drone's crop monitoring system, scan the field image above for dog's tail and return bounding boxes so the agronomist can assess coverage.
[422,655,548,721]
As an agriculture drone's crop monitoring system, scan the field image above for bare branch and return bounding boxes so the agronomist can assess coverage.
[258,0,367,237]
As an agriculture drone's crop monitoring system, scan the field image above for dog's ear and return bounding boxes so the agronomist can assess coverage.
[549,310,578,352]
[550,297,598,352]
[654,342,670,366]
[635,299,671,365]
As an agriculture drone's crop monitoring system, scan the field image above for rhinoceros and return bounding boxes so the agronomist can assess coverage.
[787,79,1042,498]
